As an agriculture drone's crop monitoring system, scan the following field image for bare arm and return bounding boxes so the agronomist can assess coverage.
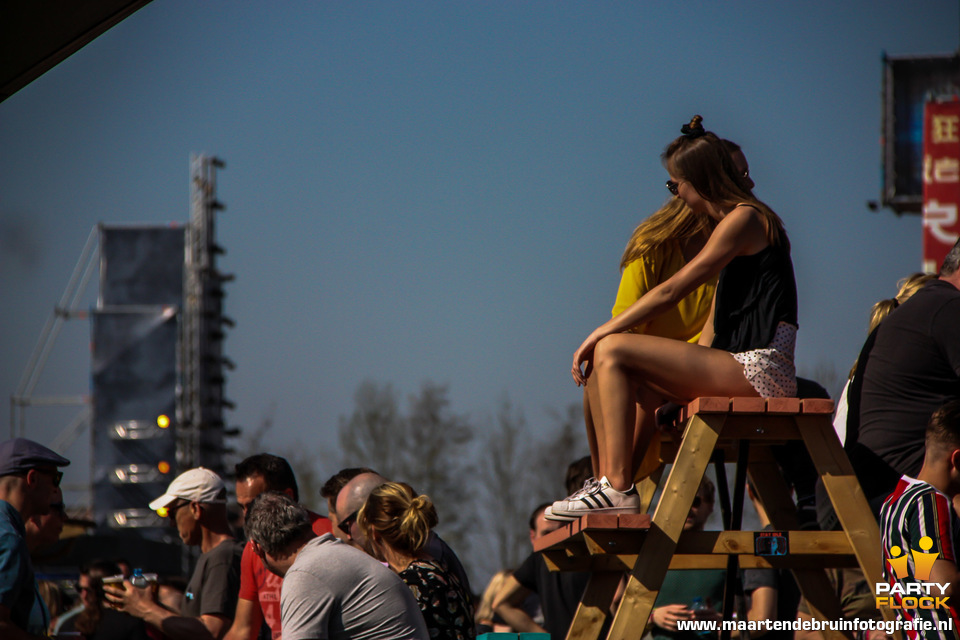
[223,598,263,640]
[929,558,960,597]
[697,292,717,347]
[160,614,229,640]
[104,581,225,640]
[793,611,824,640]
[492,575,547,634]
[573,206,768,384]
[729,586,777,638]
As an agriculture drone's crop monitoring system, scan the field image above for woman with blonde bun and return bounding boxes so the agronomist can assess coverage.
[359,482,475,640]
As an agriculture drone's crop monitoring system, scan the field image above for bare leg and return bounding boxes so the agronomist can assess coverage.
[632,384,662,477]
[588,375,656,483]
[583,385,601,477]
[591,333,757,491]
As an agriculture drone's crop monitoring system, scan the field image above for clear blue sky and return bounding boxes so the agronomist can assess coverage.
[2,1,958,505]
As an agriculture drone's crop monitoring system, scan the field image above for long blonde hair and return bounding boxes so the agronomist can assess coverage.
[867,273,936,332]
[619,198,715,271]
[358,482,438,556]
[663,115,788,250]
[475,569,512,625]
[848,272,936,379]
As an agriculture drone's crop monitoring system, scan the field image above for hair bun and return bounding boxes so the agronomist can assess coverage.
[681,115,705,138]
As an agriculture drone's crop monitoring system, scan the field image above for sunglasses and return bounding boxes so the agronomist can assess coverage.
[33,468,63,487]
[666,180,679,196]
[338,510,358,536]
[163,500,189,517]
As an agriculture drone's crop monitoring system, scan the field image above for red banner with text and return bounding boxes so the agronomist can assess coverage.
[923,100,960,273]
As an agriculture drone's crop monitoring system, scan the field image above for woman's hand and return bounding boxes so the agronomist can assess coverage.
[572,333,600,386]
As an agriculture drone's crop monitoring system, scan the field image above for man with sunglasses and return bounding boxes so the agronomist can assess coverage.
[0,437,70,640]
[25,487,67,636]
[226,454,331,640]
[335,471,471,596]
[319,467,376,542]
[244,491,427,640]
[105,467,242,640]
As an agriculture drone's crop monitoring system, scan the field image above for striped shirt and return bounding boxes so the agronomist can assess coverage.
[880,476,960,639]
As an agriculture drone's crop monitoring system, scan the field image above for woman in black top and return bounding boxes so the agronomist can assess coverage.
[550,115,797,522]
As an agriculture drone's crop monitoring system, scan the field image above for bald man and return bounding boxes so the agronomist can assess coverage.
[335,472,472,595]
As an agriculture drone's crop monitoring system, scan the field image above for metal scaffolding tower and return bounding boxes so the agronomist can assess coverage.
[179,154,235,475]
[9,155,236,527]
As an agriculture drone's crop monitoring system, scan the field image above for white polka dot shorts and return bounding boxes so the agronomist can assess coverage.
[732,322,798,398]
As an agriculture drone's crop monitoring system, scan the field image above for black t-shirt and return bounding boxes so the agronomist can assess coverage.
[513,551,591,640]
[182,538,244,619]
[857,279,960,498]
[711,241,798,353]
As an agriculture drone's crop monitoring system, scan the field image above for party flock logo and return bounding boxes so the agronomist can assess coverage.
[875,536,950,610]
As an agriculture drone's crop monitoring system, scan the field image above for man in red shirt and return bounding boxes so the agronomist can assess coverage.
[224,454,331,640]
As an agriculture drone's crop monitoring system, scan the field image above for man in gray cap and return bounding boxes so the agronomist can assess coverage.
[0,437,70,639]
[105,467,242,640]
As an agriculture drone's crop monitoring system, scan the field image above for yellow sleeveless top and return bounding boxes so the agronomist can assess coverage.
[610,242,718,481]
[611,242,717,343]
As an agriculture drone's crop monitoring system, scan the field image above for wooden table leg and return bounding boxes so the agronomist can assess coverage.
[747,444,853,640]
[606,413,725,640]
[565,572,624,640]
[796,416,895,617]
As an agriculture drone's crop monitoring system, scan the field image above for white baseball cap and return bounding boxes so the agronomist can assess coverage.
[149,467,226,511]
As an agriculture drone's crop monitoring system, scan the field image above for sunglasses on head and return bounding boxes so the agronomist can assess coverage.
[338,510,358,536]
[666,180,679,196]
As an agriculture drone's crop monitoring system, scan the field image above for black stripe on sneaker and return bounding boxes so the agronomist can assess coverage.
[581,494,601,508]
[595,491,614,507]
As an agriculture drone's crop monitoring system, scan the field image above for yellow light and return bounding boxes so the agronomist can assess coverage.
[157,415,170,429]
[157,507,169,518]
[158,461,171,474]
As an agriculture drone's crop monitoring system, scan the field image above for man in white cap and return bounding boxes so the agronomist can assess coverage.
[0,437,70,640]
[105,467,243,640]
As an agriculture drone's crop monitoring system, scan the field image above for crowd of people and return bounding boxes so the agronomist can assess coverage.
[4,114,960,639]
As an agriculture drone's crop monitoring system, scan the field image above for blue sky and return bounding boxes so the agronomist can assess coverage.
[1,1,958,507]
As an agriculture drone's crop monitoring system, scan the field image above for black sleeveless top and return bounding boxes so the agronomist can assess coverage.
[710,239,798,353]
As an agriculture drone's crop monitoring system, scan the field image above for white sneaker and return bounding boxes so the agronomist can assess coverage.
[549,476,641,519]
[544,505,576,522]
[545,478,600,522]
[567,477,600,500]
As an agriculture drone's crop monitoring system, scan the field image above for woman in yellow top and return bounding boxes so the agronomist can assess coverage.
[552,116,794,522]
[577,138,753,503]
